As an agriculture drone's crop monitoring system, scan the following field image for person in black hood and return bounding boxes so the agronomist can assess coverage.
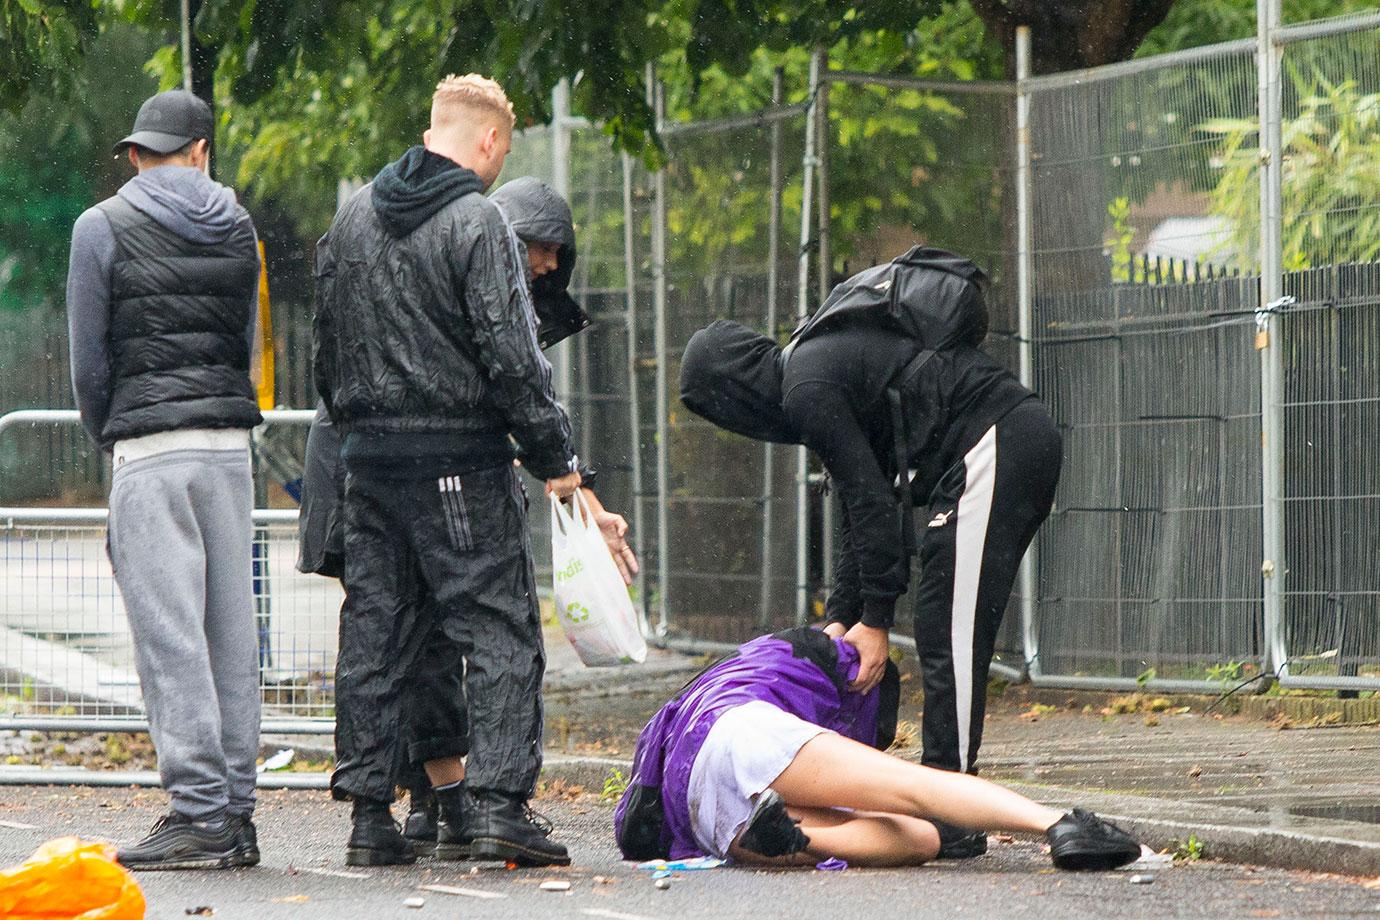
[298,174,639,859]
[680,249,1062,861]
[314,74,580,868]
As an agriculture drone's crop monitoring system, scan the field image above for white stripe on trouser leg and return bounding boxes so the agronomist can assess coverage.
[950,425,998,773]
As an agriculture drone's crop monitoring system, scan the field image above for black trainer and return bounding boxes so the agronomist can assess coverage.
[466,788,570,867]
[736,790,810,859]
[1046,808,1142,870]
[433,783,474,861]
[116,810,239,871]
[231,813,260,867]
[932,820,988,859]
[346,797,417,866]
[403,789,439,857]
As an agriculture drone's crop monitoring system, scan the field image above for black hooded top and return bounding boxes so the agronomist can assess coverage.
[489,176,591,349]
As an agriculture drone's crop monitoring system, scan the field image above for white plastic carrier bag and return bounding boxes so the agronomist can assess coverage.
[550,491,647,666]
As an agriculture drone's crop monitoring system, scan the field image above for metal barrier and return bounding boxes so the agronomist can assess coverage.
[0,408,339,734]
[3,11,1378,700]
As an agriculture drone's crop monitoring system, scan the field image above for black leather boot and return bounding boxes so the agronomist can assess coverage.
[465,788,570,867]
[231,813,260,867]
[346,797,417,866]
[403,788,438,857]
[432,783,475,861]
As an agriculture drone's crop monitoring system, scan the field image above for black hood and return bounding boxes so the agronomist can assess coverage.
[490,176,589,349]
[371,146,485,238]
[679,320,798,444]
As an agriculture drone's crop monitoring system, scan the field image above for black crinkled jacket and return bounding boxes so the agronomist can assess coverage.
[312,148,576,481]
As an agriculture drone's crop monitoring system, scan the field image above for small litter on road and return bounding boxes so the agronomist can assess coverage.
[540,880,572,892]
[403,896,425,908]
[592,875,615,885]
[654,878,671,890]
[636,857,724,872]
[272,895,310,904]
[815,858,848,871]
[1130,874,1155,885]
[296,866,371,880]
[185,908,213,916]
[419,883,507,899]
[1121,849,1174,871]
[0,820,37,830]
[258,749,295,773]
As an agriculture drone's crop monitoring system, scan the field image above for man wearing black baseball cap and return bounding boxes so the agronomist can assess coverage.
[66,89,264,870]
[113,89,216,158]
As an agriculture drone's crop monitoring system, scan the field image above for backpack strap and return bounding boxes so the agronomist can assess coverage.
[885,347,937,567]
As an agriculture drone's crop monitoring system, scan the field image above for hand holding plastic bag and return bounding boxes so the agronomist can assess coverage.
[551,492,647,667]
[0,837,145,920]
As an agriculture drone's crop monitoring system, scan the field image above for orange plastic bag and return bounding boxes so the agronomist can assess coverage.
[0,837,146,920]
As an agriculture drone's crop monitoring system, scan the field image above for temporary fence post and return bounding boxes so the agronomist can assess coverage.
[551,79,575,402]
[651,77,672,637]
[622,149,649,632]
[1256,0,1288,680]
[794,50,822,627]
[758,67,785,631]
[816,55,836,595]
[1014,26,1038,680]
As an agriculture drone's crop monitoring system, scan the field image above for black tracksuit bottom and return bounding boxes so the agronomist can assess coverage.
[913,399,1061,775]
[331,462,544,802]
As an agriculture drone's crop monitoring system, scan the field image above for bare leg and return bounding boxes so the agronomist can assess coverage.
[424,756,465,787]
[771,733,1062,834]
[730,806,940,868]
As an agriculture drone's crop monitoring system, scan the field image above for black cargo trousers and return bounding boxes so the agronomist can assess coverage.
[330,461,544,803]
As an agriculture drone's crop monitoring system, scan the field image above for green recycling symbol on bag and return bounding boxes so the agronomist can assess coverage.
[563,601,591,623]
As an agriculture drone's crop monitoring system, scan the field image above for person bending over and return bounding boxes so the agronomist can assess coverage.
[680,248,1060,858]
[615,628,1140,870]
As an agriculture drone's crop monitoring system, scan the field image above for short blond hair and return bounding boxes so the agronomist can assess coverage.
[431,73,516,136]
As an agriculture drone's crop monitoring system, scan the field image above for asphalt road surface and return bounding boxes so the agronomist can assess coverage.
[1,787,1377,920]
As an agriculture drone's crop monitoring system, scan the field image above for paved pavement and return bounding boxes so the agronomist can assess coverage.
[2,788,1378,920]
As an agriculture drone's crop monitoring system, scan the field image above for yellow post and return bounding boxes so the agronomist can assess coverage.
[251,241,275,410]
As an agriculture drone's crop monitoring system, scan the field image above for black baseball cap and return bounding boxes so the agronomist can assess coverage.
[113,90,213,155]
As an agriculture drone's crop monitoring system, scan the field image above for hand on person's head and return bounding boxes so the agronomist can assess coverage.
[545,470,582,499]
[843,622,889,694]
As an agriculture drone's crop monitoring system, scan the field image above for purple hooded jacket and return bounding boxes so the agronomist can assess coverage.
[614,627,898,860]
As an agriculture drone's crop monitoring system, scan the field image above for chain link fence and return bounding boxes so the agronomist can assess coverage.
[3,9,1379,732]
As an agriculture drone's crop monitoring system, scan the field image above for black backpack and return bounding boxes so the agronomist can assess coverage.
[788,245,989,351]
[785,247,992,564]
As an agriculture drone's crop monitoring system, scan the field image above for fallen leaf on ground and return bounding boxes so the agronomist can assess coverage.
[272,895,310,904]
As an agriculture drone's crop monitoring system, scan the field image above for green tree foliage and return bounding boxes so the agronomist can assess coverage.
[1201,73,1380,271]
[0,23,161,310]
[0,0,100,113]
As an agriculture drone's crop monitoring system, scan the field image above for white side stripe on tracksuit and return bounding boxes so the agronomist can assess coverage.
[949,425,998,774]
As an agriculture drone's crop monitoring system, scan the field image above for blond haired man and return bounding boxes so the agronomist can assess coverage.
[315,74,579,867]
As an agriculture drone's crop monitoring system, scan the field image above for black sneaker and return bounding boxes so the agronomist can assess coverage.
[433,784,474,861]
[346,797,417,867]
[932,820,988,859]
[736,790,810,859]
[1046,808,1142,871]
[231,813,260,867]
[116,810,240,871]
[403,790,438,857]
[466,789,570,867]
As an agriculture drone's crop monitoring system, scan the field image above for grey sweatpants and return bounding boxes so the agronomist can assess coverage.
[108,448,260,819]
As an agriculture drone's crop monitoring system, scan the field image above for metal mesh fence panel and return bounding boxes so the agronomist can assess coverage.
[822,76,1023,670]
[647,109,808,645]
[1,518,341,722]
[1026,45,1267,685]
[1276,19,1380,687]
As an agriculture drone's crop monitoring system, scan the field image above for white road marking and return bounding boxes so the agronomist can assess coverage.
[419,884,507,899]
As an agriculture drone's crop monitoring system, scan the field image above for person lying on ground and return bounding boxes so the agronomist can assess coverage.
[679,248,1059,858]
[615,627,1142,870]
